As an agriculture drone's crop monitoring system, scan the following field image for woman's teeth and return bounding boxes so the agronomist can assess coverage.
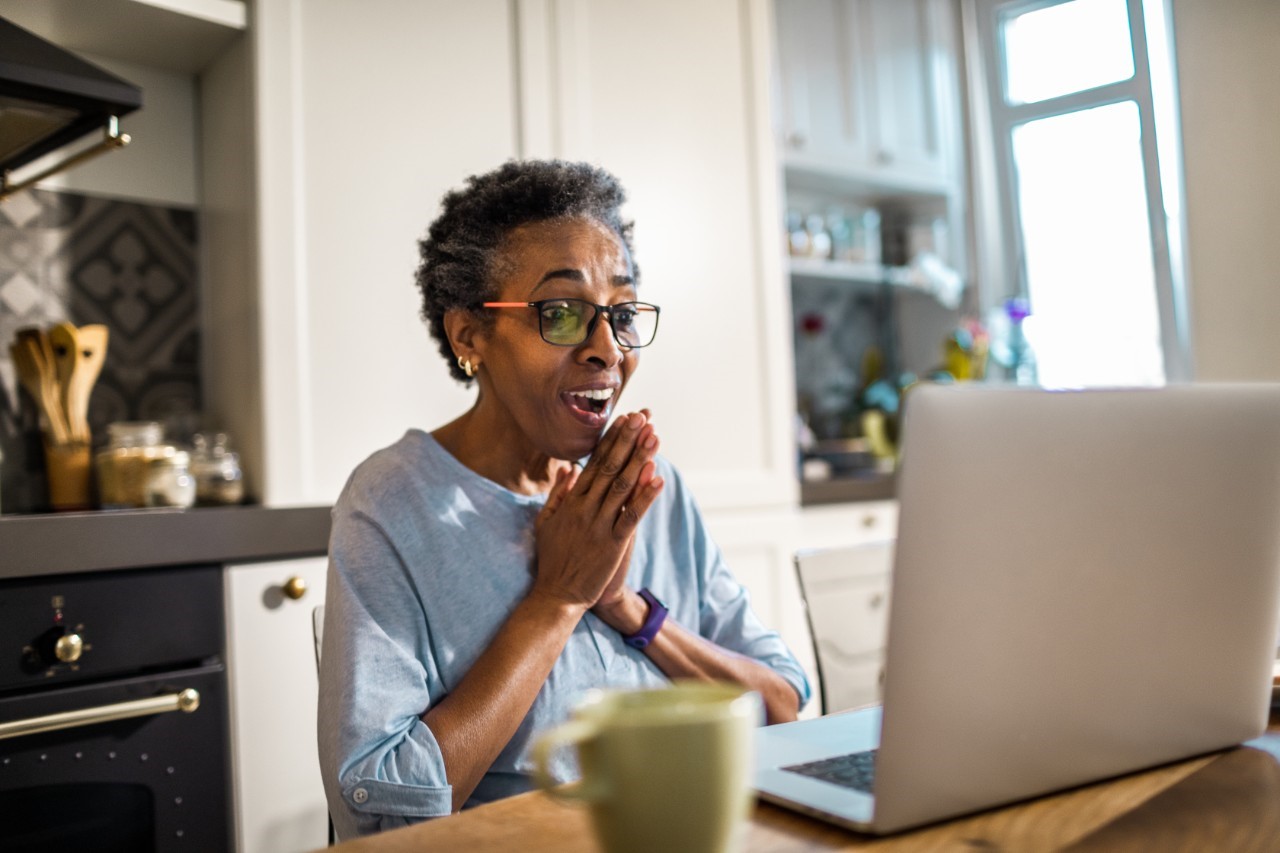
[569,388,615,402]
[568,388,614,414]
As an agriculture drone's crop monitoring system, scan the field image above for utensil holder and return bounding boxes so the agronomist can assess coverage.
[45,441,92,511]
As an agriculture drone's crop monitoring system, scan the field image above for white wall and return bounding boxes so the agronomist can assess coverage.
[1172,0,1280,381]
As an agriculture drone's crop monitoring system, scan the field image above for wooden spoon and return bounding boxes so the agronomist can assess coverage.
[11,331,69,444]
[48,322,85,441]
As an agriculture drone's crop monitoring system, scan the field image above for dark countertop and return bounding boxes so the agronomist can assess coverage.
[800,473,897,506]
[0,504,332,580]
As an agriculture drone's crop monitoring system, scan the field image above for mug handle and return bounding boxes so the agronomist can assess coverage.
[532,719,609,802]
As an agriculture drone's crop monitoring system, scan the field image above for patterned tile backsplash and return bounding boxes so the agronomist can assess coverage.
[0,188,202,513]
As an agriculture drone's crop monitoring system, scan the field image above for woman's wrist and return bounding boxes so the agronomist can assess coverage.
[524,586,592,623]
[593,587,649,636]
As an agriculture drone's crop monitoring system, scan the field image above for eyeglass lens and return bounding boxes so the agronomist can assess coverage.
[538,299,658,348]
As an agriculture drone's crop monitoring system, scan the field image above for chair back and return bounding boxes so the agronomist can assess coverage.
[794,541,894,715]
[311,604,335,845]
[313,605,325,672]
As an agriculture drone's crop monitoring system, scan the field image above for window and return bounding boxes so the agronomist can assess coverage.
[968,0,1189,388]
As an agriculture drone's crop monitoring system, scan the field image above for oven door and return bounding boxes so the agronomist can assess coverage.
[0,663,230,852]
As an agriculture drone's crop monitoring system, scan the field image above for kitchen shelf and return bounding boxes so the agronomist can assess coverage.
[784,159,955,203]
[0,0,247,75]
[788,256,926,289]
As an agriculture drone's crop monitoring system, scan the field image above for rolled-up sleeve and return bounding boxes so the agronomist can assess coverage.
[318,509,453,839]
[697,539,813,711]
[661,465,812,711]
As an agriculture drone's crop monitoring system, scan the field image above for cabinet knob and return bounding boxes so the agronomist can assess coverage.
[55,633,84,663]
[281,576,308,600]
[786,131,807,149]
[861,514,878,529]
[876,149,894,166]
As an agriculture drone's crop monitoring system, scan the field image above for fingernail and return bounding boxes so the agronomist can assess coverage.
[627,413,644,429]
[644,434,657,449]
[650,476,664,490]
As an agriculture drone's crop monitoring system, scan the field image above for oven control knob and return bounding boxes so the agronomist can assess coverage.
[55,633,84,663]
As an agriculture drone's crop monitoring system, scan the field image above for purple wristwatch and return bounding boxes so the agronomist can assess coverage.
[623,588,668,649]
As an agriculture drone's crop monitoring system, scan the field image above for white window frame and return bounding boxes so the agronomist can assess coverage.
[961,0,1192,383]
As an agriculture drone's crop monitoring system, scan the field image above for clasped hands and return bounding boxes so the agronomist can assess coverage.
[532,409,663,629]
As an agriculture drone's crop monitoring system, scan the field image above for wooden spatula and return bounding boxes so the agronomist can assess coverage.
[48,323,84,441]
[11,330,70,444]
[71,324,109,441]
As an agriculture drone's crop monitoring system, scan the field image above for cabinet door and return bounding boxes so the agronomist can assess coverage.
[225,557,328,853]
[775,0,874,170]
[530,0,799,510]
[217,0,521,506]
[865,0,958,183]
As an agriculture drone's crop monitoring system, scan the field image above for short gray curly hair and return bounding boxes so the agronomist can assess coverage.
[415,159,639,384]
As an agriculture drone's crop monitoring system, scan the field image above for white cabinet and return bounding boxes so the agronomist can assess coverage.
[774,0,874,170]
[224,557,328,853]
[204,0,521,507]
[775,0,964,194]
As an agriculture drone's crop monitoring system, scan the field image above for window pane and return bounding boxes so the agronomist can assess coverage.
[1002,0,1135,105]
[1011,101,1164,387]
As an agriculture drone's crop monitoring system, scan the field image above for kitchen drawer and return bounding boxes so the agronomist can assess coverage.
[798,501,898,551]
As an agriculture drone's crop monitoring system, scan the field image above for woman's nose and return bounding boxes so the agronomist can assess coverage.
[579,310,625,367]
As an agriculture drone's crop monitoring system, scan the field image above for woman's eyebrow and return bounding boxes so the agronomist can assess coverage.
[537,268,585,286]
[531,269,635,291]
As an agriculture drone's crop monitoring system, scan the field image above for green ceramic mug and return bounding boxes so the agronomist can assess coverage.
[532,682,760,853]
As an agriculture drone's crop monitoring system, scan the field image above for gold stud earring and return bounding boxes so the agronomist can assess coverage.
[458,356,474,378]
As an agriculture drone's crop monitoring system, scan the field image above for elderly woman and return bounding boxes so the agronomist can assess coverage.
[318,160,810,839]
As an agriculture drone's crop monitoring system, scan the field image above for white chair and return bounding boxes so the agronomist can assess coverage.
[312,605,335,846]
[313,604,325,674]
[793,541,895,715]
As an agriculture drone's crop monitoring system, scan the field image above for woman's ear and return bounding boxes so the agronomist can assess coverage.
[443,308,483,374]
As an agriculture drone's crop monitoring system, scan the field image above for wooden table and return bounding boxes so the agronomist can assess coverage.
[325,723,1280,852]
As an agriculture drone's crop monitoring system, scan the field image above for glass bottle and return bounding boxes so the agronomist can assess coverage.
[145,450,196,508]
[96,421,167,509]
[191,432,246,506]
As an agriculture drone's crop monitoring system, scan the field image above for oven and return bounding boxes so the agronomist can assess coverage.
[0,565,231,852]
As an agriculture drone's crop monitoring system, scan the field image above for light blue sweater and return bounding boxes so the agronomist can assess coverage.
[318,430,810,839]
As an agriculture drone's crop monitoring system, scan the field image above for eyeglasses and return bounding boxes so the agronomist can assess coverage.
[482,298,661,349]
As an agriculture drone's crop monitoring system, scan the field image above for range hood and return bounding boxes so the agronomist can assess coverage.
[0,15,142,197]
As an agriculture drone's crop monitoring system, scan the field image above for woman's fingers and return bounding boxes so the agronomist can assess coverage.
[594,420,659,518]
[536,463,578,530]
[574,411,646,497]
[582,414,651,504]
[571,413,633,496]
[613,460,664,536]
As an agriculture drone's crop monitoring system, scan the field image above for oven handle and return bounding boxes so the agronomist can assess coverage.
[0,688,201,741]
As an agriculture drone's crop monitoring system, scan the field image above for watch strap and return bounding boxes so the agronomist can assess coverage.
[623,588,668,649]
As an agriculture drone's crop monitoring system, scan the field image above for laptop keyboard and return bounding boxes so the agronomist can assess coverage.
[782,749,878,794]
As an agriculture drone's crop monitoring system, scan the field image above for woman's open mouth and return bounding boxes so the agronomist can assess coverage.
[562,387,615,427]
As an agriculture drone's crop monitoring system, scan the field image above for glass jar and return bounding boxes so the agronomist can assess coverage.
[191,432,245,506]
[96,422,168,509]
[145,450,196,508]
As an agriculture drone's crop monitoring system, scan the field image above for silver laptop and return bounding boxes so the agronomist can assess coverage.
[756,384,1280,834]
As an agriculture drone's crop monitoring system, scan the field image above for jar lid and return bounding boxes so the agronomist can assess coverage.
[107,421,164,447]
[148,449,190,467]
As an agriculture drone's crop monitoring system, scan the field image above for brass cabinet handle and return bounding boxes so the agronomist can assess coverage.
[0,688,200,741]
[282,576,308,600]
